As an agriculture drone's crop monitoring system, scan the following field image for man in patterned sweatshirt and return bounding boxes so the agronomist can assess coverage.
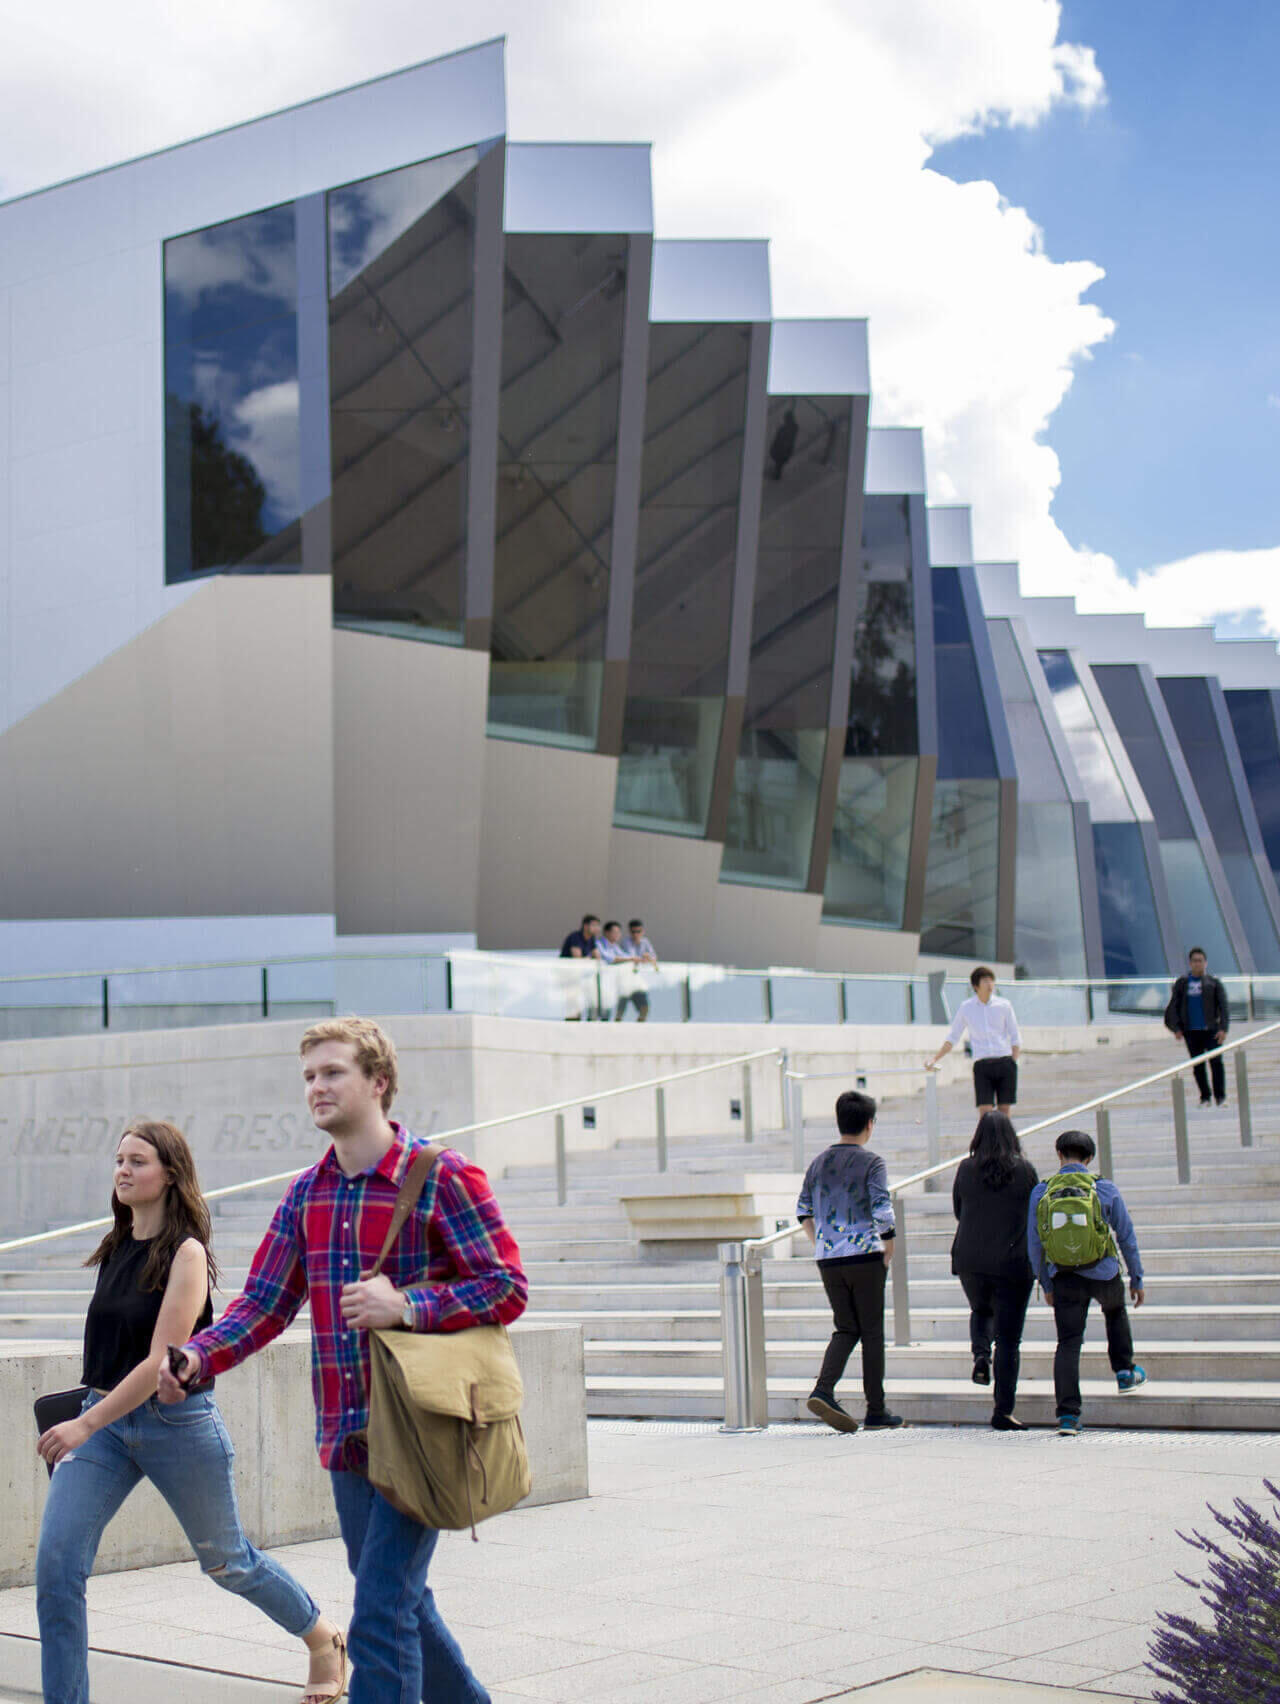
[159,1016,526,1704]
[797,1089,903,1434]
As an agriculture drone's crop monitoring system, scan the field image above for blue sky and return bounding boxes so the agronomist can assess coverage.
[933,1,1280,581]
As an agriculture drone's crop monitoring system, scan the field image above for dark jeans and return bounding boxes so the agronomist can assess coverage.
[331,1470,489,1704]
[957,1270,1033,1418]
[1184,1029,1226,1102]
[816,1258,887,1414]
[1049,1270,1134,1418]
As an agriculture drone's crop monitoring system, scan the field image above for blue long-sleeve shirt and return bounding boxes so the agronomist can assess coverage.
[797,1142,895,1260]
[1026,1163,1144,1287]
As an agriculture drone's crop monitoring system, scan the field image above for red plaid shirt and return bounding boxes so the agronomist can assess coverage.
[188,1126,527,1468]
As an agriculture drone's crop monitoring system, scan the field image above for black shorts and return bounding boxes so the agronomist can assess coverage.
[974,1055,1017,1107]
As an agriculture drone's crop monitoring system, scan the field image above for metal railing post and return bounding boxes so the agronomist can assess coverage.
[554,1113,567,1207]
[719,1242,768,1432]
[261,966,270,1020]
[1095,1106,1114,1179]
[1236,1051,1254,1147]
[891,1196,911,1346]
[924,1072,943,1192]
[655,1086,668,1172]
[777,1049,789,1133]
[1171,1074,1191,1184]
[788,1073,805,1170]
[681,975,692,1022]
[741,1063,754,1144]
[101,977,110,1030]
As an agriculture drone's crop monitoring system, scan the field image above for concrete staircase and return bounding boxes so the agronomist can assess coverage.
[4,1031,1279,1429]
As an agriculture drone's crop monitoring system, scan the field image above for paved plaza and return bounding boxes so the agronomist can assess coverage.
[2,1418,1271,1701]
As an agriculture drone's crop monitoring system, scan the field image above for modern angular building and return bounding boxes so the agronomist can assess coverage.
[2,38,1279,979]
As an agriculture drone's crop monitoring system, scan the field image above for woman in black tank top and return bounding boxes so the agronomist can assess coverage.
[35,1121,347,1704]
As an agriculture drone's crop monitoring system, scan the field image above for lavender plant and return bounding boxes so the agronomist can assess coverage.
[1148,1479,1280,1703]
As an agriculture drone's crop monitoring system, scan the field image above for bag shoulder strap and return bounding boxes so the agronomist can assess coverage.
[367,1142,446,1278]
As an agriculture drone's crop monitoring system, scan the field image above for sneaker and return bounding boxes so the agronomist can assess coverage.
[1057,1413,1082,1436]
[991,1413,1027,1431]
[971,1355,991,1387]
[863,1410,905,1430]
[1199,1095,1212,1107]
[1117,1365,1148,1394]
[1216,1099,1228,1109]
[806,1391,858,1433]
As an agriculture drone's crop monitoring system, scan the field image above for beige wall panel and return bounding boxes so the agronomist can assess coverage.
[333,632,488,935]
[0,577,333,917]
[475,739,618,948]
[812,921,920,974]
[708,883,822,968]
[604,827,724,961]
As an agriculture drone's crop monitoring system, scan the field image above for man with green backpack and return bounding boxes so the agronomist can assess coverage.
[1027,1129,1147,1436]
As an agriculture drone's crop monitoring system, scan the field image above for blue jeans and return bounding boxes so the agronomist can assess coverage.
[37,1392,320,1704]
[331,1469,489,1704]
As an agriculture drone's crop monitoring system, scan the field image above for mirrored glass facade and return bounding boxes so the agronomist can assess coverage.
[487,234,630,746]
[920,569,999,957]
[721,396,851,888]
[823,495,920,926]
[614,324,751,834]
[165,205,301,582]
[327,149,481,643]
[1226,690,1280,884]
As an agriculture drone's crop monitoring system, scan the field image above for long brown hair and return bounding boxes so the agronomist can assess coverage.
[87,1121,219,1293]
[969,1110,1025,1191]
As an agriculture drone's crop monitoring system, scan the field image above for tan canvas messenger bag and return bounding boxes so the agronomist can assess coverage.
[363,1142,532,1537]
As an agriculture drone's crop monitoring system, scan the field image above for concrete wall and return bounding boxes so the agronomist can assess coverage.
[333,630,489,936]
[0,1319,586,1589]
[604,828,725,963]
[0,1013,1163,1237]
[0,576,334,918]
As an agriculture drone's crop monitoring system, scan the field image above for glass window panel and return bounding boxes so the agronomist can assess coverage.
[1226,691,1280,880]
[1092,821,1169,977]
[165,204,300,582]
[1160,678,1250,855]
[488,233,629,748]
[1013,801,1088,978]
[822,757,918,927]
[1093,665,1192,839]
[769,976,842,1024]
[935,646,998,779]
[1037,649,1134,821]
[919,778,1000,959]
[615,324,751,834]
[722,395,850,887]
[327,149,481,644]
[1218,852,1280,972]
[1157,840,1238,971]
[846,497,917,757]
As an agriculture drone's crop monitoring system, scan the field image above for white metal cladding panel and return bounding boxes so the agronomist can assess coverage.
[766,319,868,396]
[0,44,507,737]
[649,240,771,323]
[504,143,654,234]
[863,426,925,494]
[925,505,973,567]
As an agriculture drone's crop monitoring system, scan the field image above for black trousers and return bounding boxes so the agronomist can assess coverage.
[1050,1270,1134,1417]
[1184,1029,1225,1103]
[816,1259,887,1414]
[957,1270,1034,1418]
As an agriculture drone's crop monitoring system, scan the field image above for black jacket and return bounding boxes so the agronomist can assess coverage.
[951,1155,1039,1280]
[1164,974,1230,1037]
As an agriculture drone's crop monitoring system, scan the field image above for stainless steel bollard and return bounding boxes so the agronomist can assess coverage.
[891,1195,911,1346]
[555,1112,567,1206]
[1095,1105,1114,1179]
[1172,1074,1191,1184]
[655,1085,668,1172]
[924,1072,943,1192]
[1236,1051,1253,1147]
[742,1062,755,1144]
[789,1075,805,1170]
[719,1241,768,1432]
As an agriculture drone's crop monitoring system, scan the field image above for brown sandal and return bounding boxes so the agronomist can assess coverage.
[300,1628,346,1704]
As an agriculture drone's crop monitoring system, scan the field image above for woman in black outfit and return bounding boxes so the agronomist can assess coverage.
[951,1110,1038,1430]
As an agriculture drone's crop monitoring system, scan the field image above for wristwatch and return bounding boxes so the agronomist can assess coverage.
[400,1299,414,1330]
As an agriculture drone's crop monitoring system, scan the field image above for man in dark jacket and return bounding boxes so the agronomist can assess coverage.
[1164,947,1230,1107]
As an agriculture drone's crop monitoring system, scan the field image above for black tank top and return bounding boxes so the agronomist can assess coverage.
[82,1236,213,1391]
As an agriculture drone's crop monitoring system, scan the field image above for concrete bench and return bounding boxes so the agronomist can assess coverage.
[620,1172,805,1257]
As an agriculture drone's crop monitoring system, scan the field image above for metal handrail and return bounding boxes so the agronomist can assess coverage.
[719,1019,1279,1431]
[0,1045,789,1255]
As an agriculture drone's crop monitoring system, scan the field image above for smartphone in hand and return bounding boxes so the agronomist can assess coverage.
[166,1344,190,1387]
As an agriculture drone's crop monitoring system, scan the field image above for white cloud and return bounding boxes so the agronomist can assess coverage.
[7,0,1255,643]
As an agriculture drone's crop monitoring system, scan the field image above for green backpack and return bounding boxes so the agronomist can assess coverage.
[1037,1170,1116,1269]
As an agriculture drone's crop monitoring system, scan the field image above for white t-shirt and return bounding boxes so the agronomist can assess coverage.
[947,993,1020,1062]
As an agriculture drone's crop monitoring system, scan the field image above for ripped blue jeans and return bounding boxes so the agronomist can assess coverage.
[37,1391,320,1704]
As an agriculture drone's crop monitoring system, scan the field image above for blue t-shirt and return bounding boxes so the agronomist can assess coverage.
[1186,977,1205,1030]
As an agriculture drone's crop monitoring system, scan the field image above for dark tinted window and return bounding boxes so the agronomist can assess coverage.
[1093,664,1192,839]
[1227,690,1280,879]
[1159,678,1249,854]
